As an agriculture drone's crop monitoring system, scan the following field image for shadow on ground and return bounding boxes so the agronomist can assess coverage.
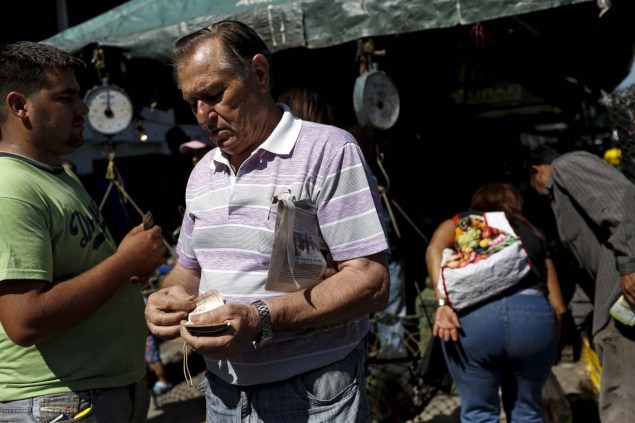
[148,397,206,423]
[568,393,600,423]
[147,352,207,423]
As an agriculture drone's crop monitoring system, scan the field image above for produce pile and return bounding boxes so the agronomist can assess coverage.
[444,214,517,268]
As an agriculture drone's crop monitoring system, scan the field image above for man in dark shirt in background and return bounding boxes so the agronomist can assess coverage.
[528,145,635,423]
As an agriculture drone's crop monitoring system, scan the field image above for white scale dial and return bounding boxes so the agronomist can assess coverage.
[353,69,400,130]
[84,84,134,135]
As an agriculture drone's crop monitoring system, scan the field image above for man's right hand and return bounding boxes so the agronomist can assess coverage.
[146,285,197,339]
[117,223,166,277]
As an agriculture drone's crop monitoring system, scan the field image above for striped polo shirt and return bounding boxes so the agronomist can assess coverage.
[176,106,389,385]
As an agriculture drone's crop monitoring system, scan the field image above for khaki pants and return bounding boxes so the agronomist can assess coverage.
[594,318,635,423]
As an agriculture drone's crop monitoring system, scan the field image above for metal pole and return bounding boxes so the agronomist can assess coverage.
[56,0,69,32]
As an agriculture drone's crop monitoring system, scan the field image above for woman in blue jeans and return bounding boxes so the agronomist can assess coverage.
[425,183,567,422]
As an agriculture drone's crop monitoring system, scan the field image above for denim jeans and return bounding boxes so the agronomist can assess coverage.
[0,380,149,423]
[442,290,557,423]
[199,339,371,422]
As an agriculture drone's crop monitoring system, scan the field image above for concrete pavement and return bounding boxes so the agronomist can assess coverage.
[146,341,206,423]
[147,339,599,423]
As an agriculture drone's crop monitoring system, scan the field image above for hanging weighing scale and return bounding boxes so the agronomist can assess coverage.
[353,63,400,130]
[84,78,134,136]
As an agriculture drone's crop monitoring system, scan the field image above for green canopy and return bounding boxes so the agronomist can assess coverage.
[43,0,592,61]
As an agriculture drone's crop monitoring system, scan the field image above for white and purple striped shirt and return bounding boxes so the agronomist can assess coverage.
[176,106,389,385]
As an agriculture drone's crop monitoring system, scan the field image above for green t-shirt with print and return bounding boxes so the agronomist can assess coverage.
[0,154,147,401]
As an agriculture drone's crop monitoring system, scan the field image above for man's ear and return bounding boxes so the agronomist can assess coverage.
[6,92,28,118]
[250,54,270,93]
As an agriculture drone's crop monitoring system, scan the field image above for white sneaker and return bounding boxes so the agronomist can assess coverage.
[152,381,172,395]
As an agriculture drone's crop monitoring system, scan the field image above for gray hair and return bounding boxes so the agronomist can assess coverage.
[172,20,272,83]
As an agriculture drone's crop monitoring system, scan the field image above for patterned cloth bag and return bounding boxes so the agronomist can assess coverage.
[437,211,532,311]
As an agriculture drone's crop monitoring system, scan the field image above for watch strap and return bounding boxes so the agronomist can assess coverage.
[251,300,273,346]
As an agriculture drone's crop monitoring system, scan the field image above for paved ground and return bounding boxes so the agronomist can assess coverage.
[146,339,206,423]
[147,339,599,423]
[411,358,599,423]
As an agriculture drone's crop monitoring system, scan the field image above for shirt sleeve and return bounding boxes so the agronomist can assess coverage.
[0,197,53,282]
[315,142,389,261]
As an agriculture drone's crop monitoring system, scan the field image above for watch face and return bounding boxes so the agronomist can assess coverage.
[85,85,134,135]
[353,71,400,130]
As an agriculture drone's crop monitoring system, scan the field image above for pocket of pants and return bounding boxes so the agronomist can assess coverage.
[291,345,364,406]
[197,372,209,392]
[38,393,93,423]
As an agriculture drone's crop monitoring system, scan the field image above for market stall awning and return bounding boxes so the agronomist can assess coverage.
[42,0,593,61]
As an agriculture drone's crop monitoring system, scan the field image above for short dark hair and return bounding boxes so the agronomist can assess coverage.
[172,20,272,82]
[0,41,85,122]
[528,145,561,166]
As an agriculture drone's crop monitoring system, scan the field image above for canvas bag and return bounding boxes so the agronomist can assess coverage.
[437,211,532,311]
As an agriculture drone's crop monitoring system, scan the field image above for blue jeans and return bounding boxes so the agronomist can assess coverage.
[0,380,149,423]
[442,290,556,423]
[199,339,371,422]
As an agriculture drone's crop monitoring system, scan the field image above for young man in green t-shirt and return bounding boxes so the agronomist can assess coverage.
[0,41,167,422]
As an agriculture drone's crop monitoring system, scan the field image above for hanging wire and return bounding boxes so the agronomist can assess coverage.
[98,143,178,260]
[98,144,119,210]
[183,342,195,387]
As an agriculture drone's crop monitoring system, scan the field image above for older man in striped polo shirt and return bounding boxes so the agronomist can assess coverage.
[145,20,390,422]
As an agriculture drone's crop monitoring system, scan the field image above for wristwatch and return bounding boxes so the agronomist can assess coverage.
[251,300,273,346]
[437,298,450,308]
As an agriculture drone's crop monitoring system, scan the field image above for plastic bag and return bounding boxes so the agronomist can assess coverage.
[580,334,601,397]
[542,371,572,423]
[438,212,532,311]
